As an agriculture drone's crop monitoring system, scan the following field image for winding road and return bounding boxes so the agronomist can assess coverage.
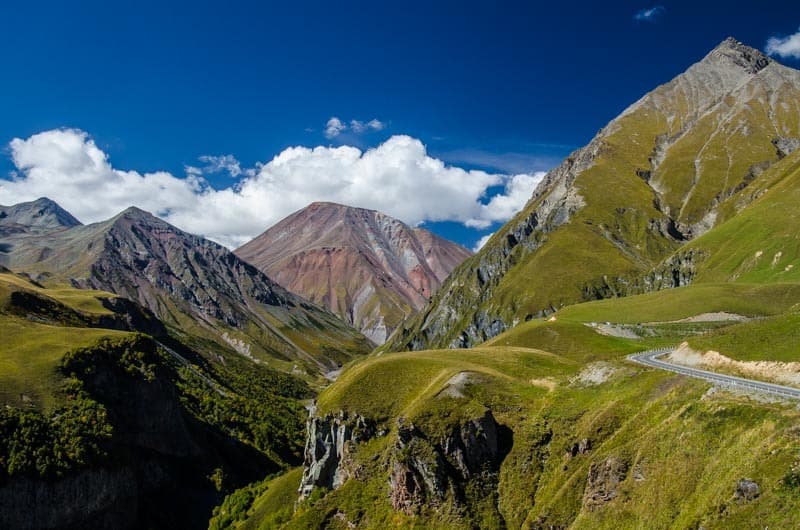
[627,348,800,401]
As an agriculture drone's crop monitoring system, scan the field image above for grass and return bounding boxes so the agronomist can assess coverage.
[246,337,800,529]
[682,151,800,284]
[316,346,576,421]
[242,468,303,530]
[480,282,800,363]
[0,271,116,315]
[688,309,800,363]
[551,282,800,323]
[0,317,130,410]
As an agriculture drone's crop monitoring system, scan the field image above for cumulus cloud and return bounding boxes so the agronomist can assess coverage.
[473,233,494,253]
[1,128,547,249]
[324,116,385,138]
[634,6,665,22]
[465,172,546,228]
[186,154,243,177]
[766,27,800,59]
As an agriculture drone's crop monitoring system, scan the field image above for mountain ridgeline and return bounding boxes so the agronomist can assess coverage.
[0,200,371,376]
[385,37,800,352]
[235,202,471,344]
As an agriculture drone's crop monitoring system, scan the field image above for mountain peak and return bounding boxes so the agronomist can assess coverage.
[0,197,82,229]
[235,203,471,344]
[307,201,379,215]
[705,36,771,74]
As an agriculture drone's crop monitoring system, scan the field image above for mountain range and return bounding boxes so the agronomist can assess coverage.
[235,201,471,344]
[5,36,800,530]
[0,198,371,376]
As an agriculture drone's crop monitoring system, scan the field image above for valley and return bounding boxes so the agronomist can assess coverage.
[3,34,800,530]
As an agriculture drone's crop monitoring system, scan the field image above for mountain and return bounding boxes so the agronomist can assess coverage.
[0,197,81,235]
[385,37,800,351]
[235,202,471,344]
[0,203,371,375]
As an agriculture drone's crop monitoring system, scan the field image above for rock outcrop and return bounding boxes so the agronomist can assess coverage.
[583,456,630,510]
[298,411,375,498]
[734,478,760,502]
[235,202,471,344]
[389,411,502,514]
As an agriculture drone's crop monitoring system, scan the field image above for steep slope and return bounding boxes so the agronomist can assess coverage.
[386,37,800,351]
[0,204,371,375]
[0,272,314,529]
[235,202,471,344]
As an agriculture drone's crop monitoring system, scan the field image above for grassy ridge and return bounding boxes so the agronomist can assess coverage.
[0,271,117,315]
[688,309,800,363]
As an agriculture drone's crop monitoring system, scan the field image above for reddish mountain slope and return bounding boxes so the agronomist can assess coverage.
[235,202,472,343]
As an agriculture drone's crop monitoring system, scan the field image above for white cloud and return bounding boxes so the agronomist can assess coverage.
[634,6,665,22]
[473,233,493,253]
[324,117,347,139]
[465,172,546,228]
[197,154,243,177]
[324,116,385,138]
[766,27,800,59]
[1,129,548,249]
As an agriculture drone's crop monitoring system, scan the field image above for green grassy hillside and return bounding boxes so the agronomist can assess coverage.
[237,342,800,529]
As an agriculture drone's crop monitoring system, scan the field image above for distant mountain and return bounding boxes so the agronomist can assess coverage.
[235,202,472,343]
[0,197,81,233]
[0,202,370,374]
[386,37,800,351]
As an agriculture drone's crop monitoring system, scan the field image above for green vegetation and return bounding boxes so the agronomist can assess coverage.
[178,353,311,464]
[0,333,173,482]
[688,308,800,363]
[680,150,800,285]
[0,380,112,481]
[0,270,116,315]
[0,317,129,409]
[317,347,571,421]
[209,468,303,530]
[245,339,800,529]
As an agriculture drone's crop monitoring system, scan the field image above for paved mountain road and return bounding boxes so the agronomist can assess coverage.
[627,348,800,400]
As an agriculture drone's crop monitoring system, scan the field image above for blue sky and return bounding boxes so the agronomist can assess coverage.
[1,0,799,250]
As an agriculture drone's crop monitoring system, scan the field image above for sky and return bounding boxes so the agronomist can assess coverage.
[1,1,800,251]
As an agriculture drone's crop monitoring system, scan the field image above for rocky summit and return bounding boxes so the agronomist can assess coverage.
[235,202,471,344]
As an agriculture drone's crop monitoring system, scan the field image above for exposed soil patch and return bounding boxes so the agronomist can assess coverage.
[667,342,800,388]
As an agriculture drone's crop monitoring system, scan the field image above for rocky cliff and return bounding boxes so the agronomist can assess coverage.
[235,202,471,344]
[297,409,506,518]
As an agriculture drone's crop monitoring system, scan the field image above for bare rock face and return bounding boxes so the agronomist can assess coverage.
[583,456,630,510]
[389,411,501,514]
[235,202,471,344]
[298,411,375,499]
